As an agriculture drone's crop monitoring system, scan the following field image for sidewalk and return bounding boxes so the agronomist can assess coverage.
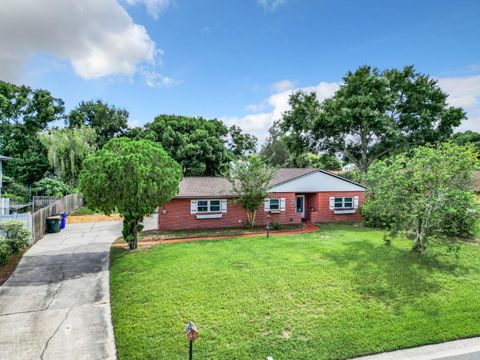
[352,337,480,360]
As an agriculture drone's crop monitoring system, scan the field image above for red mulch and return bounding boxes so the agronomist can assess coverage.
[112,222,319,248]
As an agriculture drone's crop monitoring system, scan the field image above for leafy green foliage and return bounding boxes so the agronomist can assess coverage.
[280,65,465,173]
[363,143,479,253]
[0,221,30,254]
[79,138,182,249]
[451,131,480,157]
[0,80,64,184]
[111,224,480,359]
[38,126,96,186]
[145,115,232,176]
[270,221,282,230]
[226,156,277,228]
[32,178,71,197]
[1,177,30,202]
[261,120,341,170]
[227,125,258,157]
[67,99,129,148]
[0,242,10,266]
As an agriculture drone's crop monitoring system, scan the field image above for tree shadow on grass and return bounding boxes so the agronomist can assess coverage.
[320,239,470,307]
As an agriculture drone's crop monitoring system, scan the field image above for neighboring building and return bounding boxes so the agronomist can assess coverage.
[158,168,366,230]
[342,163,357,172]
[473,171,480,193]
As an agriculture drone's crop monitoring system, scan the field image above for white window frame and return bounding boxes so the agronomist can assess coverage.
[334,197,354,209]
[196,199,221,213]
[264,198,286,212]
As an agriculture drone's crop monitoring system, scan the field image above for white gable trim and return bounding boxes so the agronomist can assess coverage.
[269,170,366,193]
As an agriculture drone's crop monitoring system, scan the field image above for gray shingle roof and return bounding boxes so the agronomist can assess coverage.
[175,168,320,198]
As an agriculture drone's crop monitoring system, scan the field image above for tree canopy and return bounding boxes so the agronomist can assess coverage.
[79,138,182,249]
[67,99,129,148]
[38,126,97,186]
[226,156,277,228]
[145,115,233,176]
[362,143,478,254]
[0,80,64,185]
[451,131,480,156]
[227,125,258,157]
[280,65,465,173]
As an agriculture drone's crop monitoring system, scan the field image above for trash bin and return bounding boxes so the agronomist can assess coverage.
[46,216,62,233]
[60,212,67,230]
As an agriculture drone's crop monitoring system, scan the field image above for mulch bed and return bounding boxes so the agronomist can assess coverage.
[0,250,26,286]
[67,214,123,224]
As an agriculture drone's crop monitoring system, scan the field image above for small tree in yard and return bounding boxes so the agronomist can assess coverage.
[362,143,479,254]
[226,156,277,229]
[79,138,182,249]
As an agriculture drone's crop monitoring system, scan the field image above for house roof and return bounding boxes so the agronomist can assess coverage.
[0,155,13,161]
[175,168,363,198]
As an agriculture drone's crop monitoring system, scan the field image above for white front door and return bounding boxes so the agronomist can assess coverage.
[296,195,305,219]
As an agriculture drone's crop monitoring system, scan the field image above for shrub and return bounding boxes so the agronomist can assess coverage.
[0,221,30,254]
[1,193,26,203]
[0,241,11,266]
[270,221,282,230]
[32,178,71,197]
[3,179,30,202]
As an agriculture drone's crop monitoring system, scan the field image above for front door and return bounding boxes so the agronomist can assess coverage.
[296,195,305,219]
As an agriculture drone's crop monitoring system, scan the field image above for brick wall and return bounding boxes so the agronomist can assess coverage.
[307,192,364,223]
[158,192,301,230]
[158,191,364,230]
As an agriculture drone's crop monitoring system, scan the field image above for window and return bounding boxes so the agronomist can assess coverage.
[210,200,221,212]
[269,198,280,210]
[334,197,353,209]
[196,200,222,213]
[197,200,208,212]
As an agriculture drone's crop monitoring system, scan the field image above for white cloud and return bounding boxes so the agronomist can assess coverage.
[124,0,173,19]
[271,79,296,92]
[223,81,339,142]
[438,75,480,132]
[0,0,158,82]
[257,0,287,12]
[142,70,181,88]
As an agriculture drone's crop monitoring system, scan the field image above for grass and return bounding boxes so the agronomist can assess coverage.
[110,224,480,360]
[113,223,304,243]
[71,206,97,216]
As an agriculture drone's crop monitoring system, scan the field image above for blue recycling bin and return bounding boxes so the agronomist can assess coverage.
[60,212,67,230]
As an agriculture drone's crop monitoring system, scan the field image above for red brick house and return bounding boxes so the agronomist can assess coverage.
[158,168,366,230]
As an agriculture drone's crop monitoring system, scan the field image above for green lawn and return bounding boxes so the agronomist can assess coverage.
[110,224,480,360]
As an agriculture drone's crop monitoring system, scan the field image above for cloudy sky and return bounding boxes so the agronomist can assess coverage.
[0,0,479,141]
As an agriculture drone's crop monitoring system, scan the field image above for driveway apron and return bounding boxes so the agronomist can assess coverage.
[0,221,121,360]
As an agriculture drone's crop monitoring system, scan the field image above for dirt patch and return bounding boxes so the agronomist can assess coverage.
[0,250,26,286]
[67,214,122,224]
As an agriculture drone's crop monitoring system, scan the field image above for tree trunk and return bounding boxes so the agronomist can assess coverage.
[124,218,140,250]
[250,209,257,230]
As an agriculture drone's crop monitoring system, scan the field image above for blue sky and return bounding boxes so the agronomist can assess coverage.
[1,0,479,140]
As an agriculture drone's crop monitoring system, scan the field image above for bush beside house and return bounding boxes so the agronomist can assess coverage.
[0,221,30,265]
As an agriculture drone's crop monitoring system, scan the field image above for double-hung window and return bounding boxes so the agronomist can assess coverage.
[197,200,221,213]
[269,199,280,211]
[334,197,353,209]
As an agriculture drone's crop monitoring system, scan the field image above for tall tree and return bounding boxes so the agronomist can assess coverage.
[227,125,258,157]
[67,99,129,148]
[280,65,465,173]
[79,138,182,249]
[362,143,478,254]
[38,126,97,186]
[0,81,64,185]
[261,121,341,170]
[226,156,277,229]
[145,115,232,176]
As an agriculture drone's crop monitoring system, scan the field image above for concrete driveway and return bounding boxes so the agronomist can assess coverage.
[0,221,121,360]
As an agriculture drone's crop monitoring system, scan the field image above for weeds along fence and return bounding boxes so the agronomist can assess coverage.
[32,193,83,244]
